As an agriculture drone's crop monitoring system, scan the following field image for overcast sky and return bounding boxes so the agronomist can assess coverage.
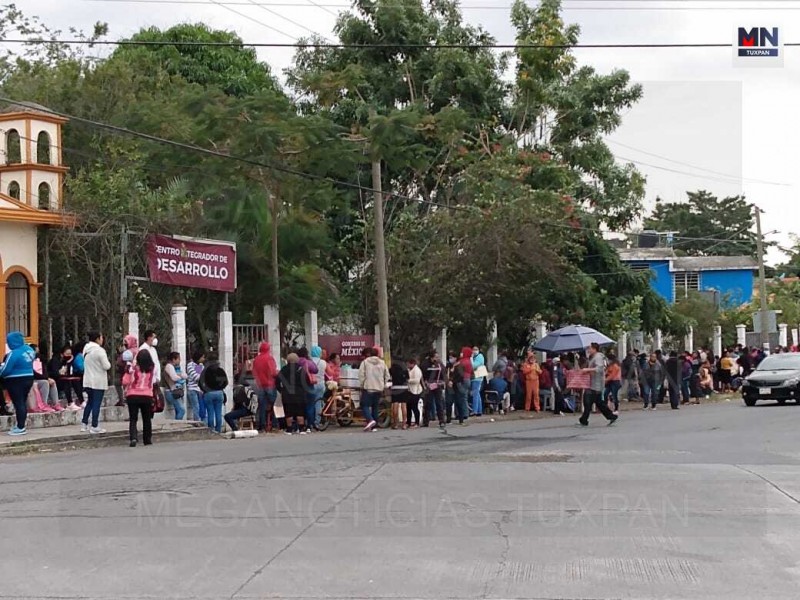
[19,0,799,264]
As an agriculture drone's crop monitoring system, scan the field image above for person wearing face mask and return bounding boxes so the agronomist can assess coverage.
[444,351,458,423]
[139,330,161,386]
[470,346,488,417]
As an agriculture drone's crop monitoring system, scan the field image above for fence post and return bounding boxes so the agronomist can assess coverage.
[126,312,139,341]
[304,309,318,348]
[684,326,693,353]
[779,323,788,348]
[219,310,234,409]
[487,320,498,369]
[736,324,746,347]
[434,328,447,361]
[713,325,722,358]
[171,305,187,375]
[263,304,281,363]
[535,321,547,362]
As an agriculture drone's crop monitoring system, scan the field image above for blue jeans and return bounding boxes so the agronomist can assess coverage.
[204,390,225,432]
[681,378,691,403]
[188,390,203,421]
[455,382,470,422]
[82,388,105,428]
[470,379,483,415]
[644,383,660,408]
[257,388,277,431]
[164,389,186,420]
[360,391,381,423]
[304,393,317,429]
[605,381,621,411]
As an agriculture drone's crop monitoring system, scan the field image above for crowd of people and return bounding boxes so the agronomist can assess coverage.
[3,326,792,443]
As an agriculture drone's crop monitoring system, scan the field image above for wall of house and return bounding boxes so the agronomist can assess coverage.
[646,260,674,303]
[701,269,754,307]
[0,221,39,345]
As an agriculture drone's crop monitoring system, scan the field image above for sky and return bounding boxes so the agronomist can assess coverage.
[18,0,800,264]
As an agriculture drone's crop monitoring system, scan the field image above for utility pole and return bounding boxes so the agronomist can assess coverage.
[754,205,769,348]
[371,157,391,365]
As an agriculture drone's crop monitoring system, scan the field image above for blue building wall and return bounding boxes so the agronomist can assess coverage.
[701,270,754,307]
[624,261,754,306]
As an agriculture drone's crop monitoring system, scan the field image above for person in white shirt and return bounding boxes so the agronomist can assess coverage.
[139,329,160,384]
[81,331,111,434]
[406,358,424,428]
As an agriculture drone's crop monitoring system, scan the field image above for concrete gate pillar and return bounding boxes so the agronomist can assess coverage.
[779,323,788,348]
[487,321,499,368]
[218,310,234,409]
[263,304,281,363]
[434,328,447,361]
[170,305,187,375]
[617,331,628,356]
[653,329,663,352]
[304,310,318,348]
[535,321,547,362]
[713,325,723,358]
[684,325,693,353]
[736,324,746,347]
[127,312,139,341]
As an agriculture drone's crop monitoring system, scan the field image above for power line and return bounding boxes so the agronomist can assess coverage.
[607,139,789,187]
[206,0,298,41]
[8,37,792,49]
[82,0,800,8]
[1,98,779,249]
[241,0,331,40]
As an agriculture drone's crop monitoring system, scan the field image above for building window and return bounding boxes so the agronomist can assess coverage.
[674,271,700,300]
[8,180,20,200]
[629,263,652,273]
[5,129,21,163]
[38,182,51,209]
[6,272,30,338]
[36,131,51,165]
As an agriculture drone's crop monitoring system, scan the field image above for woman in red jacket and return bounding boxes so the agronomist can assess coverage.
[252,342,278,432]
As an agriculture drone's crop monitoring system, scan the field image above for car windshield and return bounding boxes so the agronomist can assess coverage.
[756,354,800,371]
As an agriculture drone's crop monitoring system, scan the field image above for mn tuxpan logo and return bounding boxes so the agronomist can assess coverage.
[738,27,779,57]
[733,26,783,67]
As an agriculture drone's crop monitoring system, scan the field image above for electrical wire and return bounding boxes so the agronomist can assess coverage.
[7,37,793,49]
[241,0,332,40]
[607,139,790,187]
[206,0,299,41]
[0,98,779,248]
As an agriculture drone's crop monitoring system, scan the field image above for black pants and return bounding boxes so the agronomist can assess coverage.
[406,394,421,425]
[668,384,680,409]
[553,388,565,414]
[579,390,616,424]
[59,379,83,404]
[445,387,455,422]
[225,407,250,431]
[127,395,153,444]
[423,389,445,425]
[5,377,33,430]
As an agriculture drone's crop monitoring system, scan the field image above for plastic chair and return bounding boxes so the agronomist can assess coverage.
[484,390,500,414]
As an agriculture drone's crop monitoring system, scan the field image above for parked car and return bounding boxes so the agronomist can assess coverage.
[741,353,800,406]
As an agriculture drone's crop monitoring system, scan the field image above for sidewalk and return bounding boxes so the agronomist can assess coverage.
[0,417,218,456]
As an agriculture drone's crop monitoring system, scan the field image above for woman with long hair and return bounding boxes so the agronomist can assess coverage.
[122,349,156,447]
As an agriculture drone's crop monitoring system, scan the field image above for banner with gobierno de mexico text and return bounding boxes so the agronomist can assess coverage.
[146,234,237,293]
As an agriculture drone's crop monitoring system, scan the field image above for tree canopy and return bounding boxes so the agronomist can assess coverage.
[2,0,695,354]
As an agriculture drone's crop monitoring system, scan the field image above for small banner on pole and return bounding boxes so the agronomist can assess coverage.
[319,335,375,364]
[146,234,237,293]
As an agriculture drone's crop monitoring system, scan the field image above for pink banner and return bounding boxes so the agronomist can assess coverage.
[319,335,375,364]
[146,234,237,293]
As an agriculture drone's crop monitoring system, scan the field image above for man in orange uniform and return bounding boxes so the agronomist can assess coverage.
[521,349,542,411]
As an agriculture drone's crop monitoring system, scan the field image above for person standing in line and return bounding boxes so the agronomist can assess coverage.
[389,356,409,429]
[252,343,278,432]
[201,352,229,433]
[81,331,111,434]
[451,347,473,425]
[470,346,487,416]
[186,351,206,422]
[642,352,663,410]
[276,353,308,434]
[122,349,156,447]
[444,351,458,423]
[665,351,682,410]
[163,352,187,420]
[115,335,139,407]
[406,357,423,428]
[358,347,389,432]
[521,350,542,412]
[422,351,446,428]
[310,346,327,430]
[552,357,566,416]
[139,330,161,387]
[297,348,319,434]
[0,332,35,436]
[579,343,618,426]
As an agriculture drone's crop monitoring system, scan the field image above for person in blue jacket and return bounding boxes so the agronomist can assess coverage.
[0,331,36,436]
[471,346,487,416]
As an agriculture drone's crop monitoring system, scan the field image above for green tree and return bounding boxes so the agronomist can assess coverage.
[644,191,758,257]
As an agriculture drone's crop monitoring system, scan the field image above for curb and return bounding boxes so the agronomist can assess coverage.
[0,425,220,457]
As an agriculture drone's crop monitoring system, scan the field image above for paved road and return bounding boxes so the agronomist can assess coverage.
[3,400,800,599]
